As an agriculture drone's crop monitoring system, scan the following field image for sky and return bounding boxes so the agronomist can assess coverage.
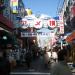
[22,0,64,48]
[22,0,64,17]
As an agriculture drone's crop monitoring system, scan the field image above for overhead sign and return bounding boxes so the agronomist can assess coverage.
[21,16,57,29]
[47,19,56,28]
[21,18,29,28]
[20,14,64,34]
[34,19,42,29]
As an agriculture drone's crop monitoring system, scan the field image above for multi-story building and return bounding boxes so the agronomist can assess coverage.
[62,0,75,33]
[0,0,14,49]
[0,0,26,49]
[70,0,75,30]
[60,0,75,65]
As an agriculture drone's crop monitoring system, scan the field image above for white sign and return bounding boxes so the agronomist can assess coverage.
[58,14,64,34]
[21,18,29,28]
[21,15,58,29]
[47,19,56,28]
[34,19,42,29]
[59,25,64,34]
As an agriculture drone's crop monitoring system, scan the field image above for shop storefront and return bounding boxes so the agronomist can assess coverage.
[0,14,14,49]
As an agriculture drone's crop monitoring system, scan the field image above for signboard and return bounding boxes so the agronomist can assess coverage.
[21,16,57,29]
[59,25,64,34]
[47,19,56,28]
[10,0,18,14]
[34,19,42,29]
[20,14,64,35]
[21,18,29,28]
[58,14,64,34]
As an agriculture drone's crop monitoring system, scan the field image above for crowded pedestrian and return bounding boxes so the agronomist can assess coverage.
[25,51,32,69]
[50,48,73,75]
[0,49,10,75]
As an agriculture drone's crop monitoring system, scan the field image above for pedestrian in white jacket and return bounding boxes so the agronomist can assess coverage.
[50,49,73,75]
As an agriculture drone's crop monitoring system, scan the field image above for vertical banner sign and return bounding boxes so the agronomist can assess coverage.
[34,19,42,29]
[47,19,56,29]
[10,0,18,14]
[59,14,64,34]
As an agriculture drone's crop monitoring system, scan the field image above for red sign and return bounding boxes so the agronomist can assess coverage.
[34,19,42,29]
[48,19,56,28]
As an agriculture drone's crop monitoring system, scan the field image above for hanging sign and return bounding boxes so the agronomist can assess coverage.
[59,14,64,34]
[47,19,56,28]
[21,18,29,29]
[34,19,42,29]
[21,15,58,29]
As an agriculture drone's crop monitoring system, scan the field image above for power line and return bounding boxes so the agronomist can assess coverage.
[56,0,64,15]
[56,0,61,15]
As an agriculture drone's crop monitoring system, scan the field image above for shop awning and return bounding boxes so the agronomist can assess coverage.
[0,14,14,29]
[66,31,75,43]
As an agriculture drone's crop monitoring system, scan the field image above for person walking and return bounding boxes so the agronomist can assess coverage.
[50,48,73,75]
[0,49,10,75]
[25,51,32,69]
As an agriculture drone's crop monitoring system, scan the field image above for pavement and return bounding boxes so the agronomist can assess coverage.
[67,62,75,73]
[10,56,75,75]
[10,56,50,75]
[10,72,50,75]
[72,69,75,73]
[10,68,75,75]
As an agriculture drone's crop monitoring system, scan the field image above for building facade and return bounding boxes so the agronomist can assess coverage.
[59,0,75,64]
[0,0,26,49]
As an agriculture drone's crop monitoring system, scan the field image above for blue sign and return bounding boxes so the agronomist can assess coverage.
[53,16,59,20]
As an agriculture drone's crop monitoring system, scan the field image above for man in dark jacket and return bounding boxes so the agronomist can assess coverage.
[0,50,10,75]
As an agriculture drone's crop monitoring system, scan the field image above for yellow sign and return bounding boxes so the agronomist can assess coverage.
[26,9,32,15]
[10,0,18,14]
